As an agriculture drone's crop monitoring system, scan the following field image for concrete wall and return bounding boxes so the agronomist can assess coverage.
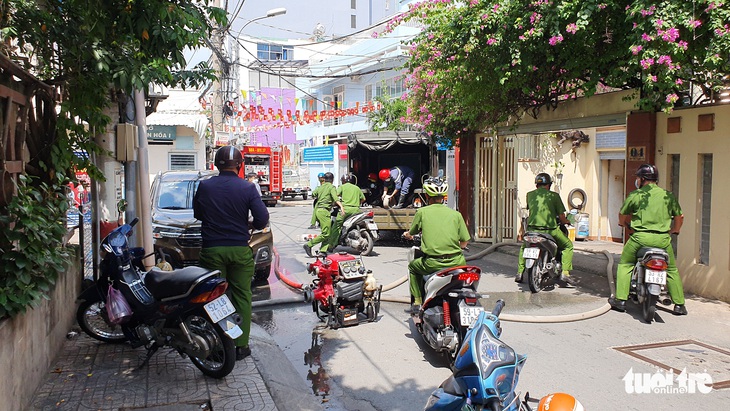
[0,246,82,411]
[148,125,207,176]
[656,104,730,302]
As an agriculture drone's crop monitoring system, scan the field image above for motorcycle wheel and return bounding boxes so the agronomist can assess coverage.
[359,229,375,256]
[185,313,236,379]
[527,257,545,293]
[76,299,127,343]
[642,292,658,324]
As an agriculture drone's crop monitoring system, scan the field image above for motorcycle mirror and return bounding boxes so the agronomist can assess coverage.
[367,269,372,274]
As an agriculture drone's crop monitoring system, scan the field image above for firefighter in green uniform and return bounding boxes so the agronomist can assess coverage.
[303,172,343,257]
[516,173,576,286]
[330,173,366,250]
[403,177,470,314]
[308,172,326,229]
[609,164,687,315]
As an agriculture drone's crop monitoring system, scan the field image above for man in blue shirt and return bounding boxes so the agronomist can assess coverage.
[193,146,269,360]
[379,166,415,209]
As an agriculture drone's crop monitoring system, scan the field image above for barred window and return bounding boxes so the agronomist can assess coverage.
[516,135,540,161]
[170,154,196,170]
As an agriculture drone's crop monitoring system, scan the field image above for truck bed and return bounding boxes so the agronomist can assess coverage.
[361,206,418,231]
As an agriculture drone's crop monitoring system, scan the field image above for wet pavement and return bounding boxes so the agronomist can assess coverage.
[28,218,729,411]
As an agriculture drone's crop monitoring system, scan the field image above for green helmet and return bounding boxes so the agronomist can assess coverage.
[422,177,448,197]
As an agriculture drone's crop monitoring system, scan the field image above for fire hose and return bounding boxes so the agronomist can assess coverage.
[269,242,615,322]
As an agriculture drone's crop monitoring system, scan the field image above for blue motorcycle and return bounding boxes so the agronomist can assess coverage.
[425,300,531,411]
[76,218,242,378]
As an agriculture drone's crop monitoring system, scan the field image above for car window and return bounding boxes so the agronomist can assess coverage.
[157,181,191,209]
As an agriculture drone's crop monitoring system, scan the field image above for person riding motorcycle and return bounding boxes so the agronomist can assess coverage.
[402,177,469,314]
[329,173,366,250]
[609,164,687,315]
[516,173,576,286]
[303,172,343,257]
[308,172,326,229]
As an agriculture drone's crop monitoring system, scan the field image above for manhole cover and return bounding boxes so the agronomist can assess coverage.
[614,339,730,389]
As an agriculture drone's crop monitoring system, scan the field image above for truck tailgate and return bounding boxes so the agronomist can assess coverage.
[362,207,418,231]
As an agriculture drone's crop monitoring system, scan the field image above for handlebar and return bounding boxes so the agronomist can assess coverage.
[491,299,505,317]
[130,217,139,227]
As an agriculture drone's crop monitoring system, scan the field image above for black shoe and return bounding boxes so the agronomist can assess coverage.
[673,304,688,316]
[514,273,523,283]
[307,225,316,229]
[404,304,421,315]
[608,297,626,312]
[303,243,313,257]
[236,346,251,361]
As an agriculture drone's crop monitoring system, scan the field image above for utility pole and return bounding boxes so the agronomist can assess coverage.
[210,0,228,146]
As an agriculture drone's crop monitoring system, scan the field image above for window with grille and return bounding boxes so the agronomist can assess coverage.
[365,84,373,102]
[351,15,356,28]
[516,135,540,161]
[170,154,196,170]
[698,154,712,264]
[351,0,356,9]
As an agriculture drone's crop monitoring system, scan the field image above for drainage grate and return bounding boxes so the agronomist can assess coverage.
[614,339,730,389]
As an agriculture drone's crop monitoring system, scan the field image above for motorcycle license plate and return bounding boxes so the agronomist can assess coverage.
[523,247,540,259]
[459,301,484,327]
[644,270,667,285]
[204,295,237,323]
[367,223,378,231]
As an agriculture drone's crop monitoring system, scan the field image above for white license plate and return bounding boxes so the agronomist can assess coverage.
[204,295,237,323]
[523,247,540,259]
[367,223,378,231]
[459,301,484,327]
[644,270,667,285]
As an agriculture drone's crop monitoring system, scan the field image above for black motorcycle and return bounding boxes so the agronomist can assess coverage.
[521,225,569,293]
[330,206,379,256]
[629,247,672,323]
[76,218,242,378]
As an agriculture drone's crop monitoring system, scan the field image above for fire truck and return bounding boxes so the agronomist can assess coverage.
[237,146,282,207]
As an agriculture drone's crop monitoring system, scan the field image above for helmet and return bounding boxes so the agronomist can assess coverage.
[537,393,585,411]
[368,173,378,182]
[535,172,553,186]
[318,172,325,180]
[422,177,448,197]
[323,172,334,182]
[379,168,391,181]
[214,146,242,170]
[341,173,356,184]
[635,163,658,181]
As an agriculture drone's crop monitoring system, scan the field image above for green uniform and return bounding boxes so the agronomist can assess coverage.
[310,184,322,226]
[198,246,254,348]
[517,187,574,274]
[408,204,470,305]
[330,182,366,249]
[615,183,684,304]
[306,182,338,253]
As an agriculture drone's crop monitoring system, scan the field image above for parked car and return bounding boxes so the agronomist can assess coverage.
[150,170,274,282]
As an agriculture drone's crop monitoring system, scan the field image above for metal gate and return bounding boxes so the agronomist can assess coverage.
[475,135,517,242]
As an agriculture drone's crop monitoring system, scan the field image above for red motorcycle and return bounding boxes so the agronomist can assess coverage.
[304,252,382,328]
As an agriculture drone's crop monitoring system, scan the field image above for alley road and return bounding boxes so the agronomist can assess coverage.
[258,203,730,410]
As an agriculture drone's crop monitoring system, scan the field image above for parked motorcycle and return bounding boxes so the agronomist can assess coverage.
[520,225,569,293]
[425,299,529,411]
[330,206,379,256]
[628,247,672,323]
[76,218,242,378]
[304,252,382,329]
[407,244,483,362]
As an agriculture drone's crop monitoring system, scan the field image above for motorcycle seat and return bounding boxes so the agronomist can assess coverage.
[636,247,669,259]
[145,266,220,301]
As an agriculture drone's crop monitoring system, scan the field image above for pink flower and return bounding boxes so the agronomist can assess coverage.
[676,79,684,85]
[678,40,688,50]
[640,58,654,69]
[649,75,657,82]
[371,32,379,38]
[566,23,578,34]
[549,35,564,46]
[487,37,497,46]
[641,33,653,42]
[598,4,606,10]
[666,93,679,103]
[493,4,500,12]
[630,45,643,55]
[690,20,702,28]
[655,19,664,27]
[657,55,673,66]
[659,27,680,42]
